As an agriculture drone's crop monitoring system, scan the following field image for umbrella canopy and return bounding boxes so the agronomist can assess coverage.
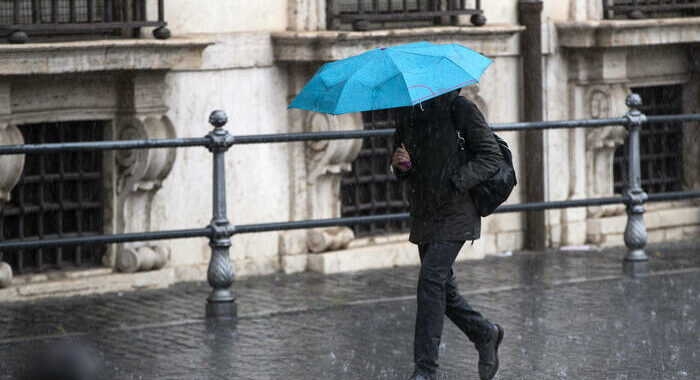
[289,41,492,115]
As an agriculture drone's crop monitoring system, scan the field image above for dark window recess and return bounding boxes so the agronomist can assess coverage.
[603,0,699,20]
[0,121,105,275]
[340,109,411,238]
[614,85,684,195]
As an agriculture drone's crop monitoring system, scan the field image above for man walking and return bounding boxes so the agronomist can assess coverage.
[391,89,504,380]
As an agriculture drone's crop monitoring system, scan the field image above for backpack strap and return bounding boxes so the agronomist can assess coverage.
[450,96,470,161]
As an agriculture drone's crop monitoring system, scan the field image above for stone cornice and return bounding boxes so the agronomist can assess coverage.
[271,24,525,62]
[557,17,700,48]
[0,38,212,75]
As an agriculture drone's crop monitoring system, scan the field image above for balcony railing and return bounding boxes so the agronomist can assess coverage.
[604,0,700,19]
[0,0,170,43]
[327,0,486,31]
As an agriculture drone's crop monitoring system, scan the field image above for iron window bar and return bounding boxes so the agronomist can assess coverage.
[1,121,105,274]
[603,0,700,19]
[0,100,698,317]
[0,0,170,43]
[326,0,486,31]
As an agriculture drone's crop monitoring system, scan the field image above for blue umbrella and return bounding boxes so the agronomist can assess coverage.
[289,41,492,115]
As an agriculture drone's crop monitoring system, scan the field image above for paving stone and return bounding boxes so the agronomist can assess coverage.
[0,240,698,379]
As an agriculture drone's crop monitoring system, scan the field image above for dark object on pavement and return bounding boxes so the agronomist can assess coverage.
[476,324,504,380]
[25,340,102,380]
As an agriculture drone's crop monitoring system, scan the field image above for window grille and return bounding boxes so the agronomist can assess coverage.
[0,121,105,274]
[340,109,411,238]
[603,0,699,19]
[327,0,485,30]
[0,0,166,42]
[614,85,684,194]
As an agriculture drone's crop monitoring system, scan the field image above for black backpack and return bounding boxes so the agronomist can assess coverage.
[451,105,517,217]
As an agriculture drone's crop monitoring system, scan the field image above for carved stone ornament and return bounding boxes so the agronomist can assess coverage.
[588,89,610,119]
[0,124,23,288]
[305,112,363,253]
[584,88,626,217]
[0,261,12,288]
[116,116,177,194]
[115,245,170,273]
[115,116,177,272]
[0,124,24,209]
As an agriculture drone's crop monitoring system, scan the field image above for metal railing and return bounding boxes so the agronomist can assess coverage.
[0,93,699,318]
[326,0,486,31]
[603,0,700,19]
[0,0,170,43]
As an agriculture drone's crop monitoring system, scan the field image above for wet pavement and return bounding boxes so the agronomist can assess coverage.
[1,241,698,379]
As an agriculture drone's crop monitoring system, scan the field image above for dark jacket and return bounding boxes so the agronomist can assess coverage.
[392,91,502,244]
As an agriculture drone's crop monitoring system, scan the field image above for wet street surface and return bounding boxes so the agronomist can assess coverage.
[1,241,698,379]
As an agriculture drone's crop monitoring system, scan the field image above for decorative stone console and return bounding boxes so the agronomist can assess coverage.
[278,106,364,274]
[0,83,23,287]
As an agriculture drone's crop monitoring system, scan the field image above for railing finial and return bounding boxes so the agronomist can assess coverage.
[625,92,642,110]
[209,110,228,128]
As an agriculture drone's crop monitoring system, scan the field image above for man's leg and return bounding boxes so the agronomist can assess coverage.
[445,269,495,346]
[445,270,503,380]
[413,241,465,378]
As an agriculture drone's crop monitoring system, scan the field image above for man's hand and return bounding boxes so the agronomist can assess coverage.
[392,143,411,172]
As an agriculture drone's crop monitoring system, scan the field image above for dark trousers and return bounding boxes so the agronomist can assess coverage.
[414,240,494,378]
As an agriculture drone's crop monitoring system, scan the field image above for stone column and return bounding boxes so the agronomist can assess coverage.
[519,0,546,250]
[112,72,176,272]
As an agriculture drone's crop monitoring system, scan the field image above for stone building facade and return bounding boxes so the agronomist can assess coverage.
[0,0,698,300]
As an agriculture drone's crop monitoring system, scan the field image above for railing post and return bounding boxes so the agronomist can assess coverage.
[622,93,649,278]
[205,110,237,318]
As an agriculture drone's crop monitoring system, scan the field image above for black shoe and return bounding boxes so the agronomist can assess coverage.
[476,324,504,380]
